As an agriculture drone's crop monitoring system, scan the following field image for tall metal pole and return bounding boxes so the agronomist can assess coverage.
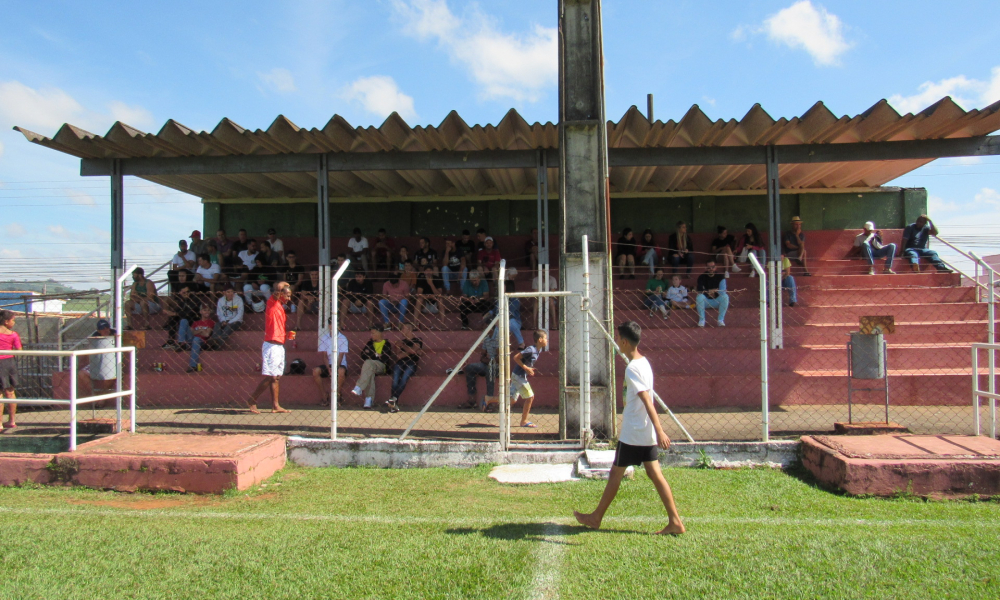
[581,235,592,445]
[766,146,783,349]
[317,155,331,338]
[749,253,769,441]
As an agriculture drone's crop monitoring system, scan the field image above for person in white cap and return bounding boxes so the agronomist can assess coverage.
[853,221,897,275]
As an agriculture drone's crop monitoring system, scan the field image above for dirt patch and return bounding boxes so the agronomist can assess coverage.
[68,495,219,510]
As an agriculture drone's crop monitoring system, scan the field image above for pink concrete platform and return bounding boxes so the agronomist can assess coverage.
[0,433,286,494]
[801,434,1000,497]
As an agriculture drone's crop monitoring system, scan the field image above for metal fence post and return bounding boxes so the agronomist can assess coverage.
[69,353,78,451]
[497,260,508,450]
[330,259,350,440]
[581,235,592,446]
[973,345,980,436]
[129,347,136,433]
[750,253,770,441]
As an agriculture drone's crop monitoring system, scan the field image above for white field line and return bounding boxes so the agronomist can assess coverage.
[0,506,997,528]
[528,522,565,600]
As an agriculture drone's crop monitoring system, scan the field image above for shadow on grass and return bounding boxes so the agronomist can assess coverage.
[446,521,647,542]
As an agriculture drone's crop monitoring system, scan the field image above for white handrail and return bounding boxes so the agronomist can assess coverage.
[748,253,770,441]
[972,343,1000,439]
[330,258,351,440]
[3,347,136,450]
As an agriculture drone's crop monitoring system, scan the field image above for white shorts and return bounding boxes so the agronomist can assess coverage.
[510,374,534,400]
[261,342,285,377]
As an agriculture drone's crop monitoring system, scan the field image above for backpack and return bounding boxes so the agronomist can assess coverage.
[288,358,307,375]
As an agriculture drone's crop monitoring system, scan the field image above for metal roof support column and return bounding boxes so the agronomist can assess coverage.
[559,0,613,441]
[110,159,124,328]
[317,154,331,334]
[766,146,784,349]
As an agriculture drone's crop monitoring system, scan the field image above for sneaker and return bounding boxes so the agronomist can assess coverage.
[731,264,741,273]
[789,302,797,307]
[724,271,730,279]
[445,368,465,375]
[885,268,896,275]
[363,397,373,409]
[717,320,725,327]
[352,385,363,396]
[868,267,875,275]
[386,398,399,413]
[697,320,706,328]
[749,271,756,278]
[161,342,177,350]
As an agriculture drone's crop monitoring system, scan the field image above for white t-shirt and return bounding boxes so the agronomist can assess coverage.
[319,331,349,367]
[531,275,559,291]
[196,263,221,284]
[666,285,688,303]
[619,356,656,447]
[269,238,284,254]
[171,251,195,268]
[347,237,369,253]
[238,250,258,269]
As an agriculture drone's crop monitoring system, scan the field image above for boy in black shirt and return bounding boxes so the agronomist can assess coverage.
[388,322,423,413]
[695,260,729,328]
[342,271,376,317]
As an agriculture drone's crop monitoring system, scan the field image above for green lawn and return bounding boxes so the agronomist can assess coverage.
[0,465,998,599]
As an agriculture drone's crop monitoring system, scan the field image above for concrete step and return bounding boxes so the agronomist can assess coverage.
[613,286,977,308]
[611,271,962,291]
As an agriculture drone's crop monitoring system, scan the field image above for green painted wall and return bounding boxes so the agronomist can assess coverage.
[210,189,926,239]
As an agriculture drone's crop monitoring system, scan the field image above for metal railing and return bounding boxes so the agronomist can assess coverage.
[3,347,136,450]
[748,252,770,441]
[972,343,999,438]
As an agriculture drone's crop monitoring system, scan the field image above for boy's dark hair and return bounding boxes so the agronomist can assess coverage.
[238,228,247,234]
[476,227,487,234]
[286,250,296,257]
[462,229,471,235]
[676,221,686,227]
[198,253,210,262]
[717,225,727,234]
[617,321,641,346]
[353,227,362,234]
[533,329,547,343]
[370,323,384,333]
[134,267,145,276]
[622,227,632,235]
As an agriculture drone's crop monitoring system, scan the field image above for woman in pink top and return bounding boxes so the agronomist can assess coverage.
[0,310,21,430]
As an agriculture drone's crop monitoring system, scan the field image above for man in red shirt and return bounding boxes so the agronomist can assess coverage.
[248,281,292,413]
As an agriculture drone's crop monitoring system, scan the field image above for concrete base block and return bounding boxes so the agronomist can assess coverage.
[834,422,909,435]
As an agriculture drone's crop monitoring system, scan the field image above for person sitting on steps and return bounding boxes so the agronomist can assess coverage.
[854,221,897,275]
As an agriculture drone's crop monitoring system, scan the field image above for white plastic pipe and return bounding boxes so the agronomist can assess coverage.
[330,259,351,440]
[749,253,770,442]
[497,259,509,449]
[70,353,78,451]
[580,235,591,445]
[971,252,997,438]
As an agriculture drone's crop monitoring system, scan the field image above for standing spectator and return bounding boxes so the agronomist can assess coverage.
[314,326,349,403]
[379,271,411,328]
[265,228,284,259]
[616,227,638,279]
[783,216,812,276]
[711,226,739,275]
[902,214,952,273]
[124,267,161,330]
[459,269,491,330]
[246,282,293,414]
[194,254,223,293]
[441,239,466,292]
[531,272,559,329]
[456,230,477,270]
[168,239,196,292]
[854,221,897,275]
[638,229,659,275]
[667,222,695,277]
[477,237,502,283]
[735,222,767,277]
[666,275,692,310]
[161,285,201,350]
[189,230,206,256]
[781,255,798,307]
[352,324,394,409]
[176,304,215,373]
[463,326,499,410]
[644,269,670,319]
[695,260,729,328]
[414,266,446,328]
[414,237,439,275]
[342,271,376,319]
[347,228,370,273]
[370,228,396,271]
[0,310,21,431]
[511,330,548,428]
[525,227,540,272]
[212,284,244,348]
[388,322,423,413]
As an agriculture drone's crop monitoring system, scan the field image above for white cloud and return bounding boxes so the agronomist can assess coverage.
[392,0,557,102]
[340,75,417,121]
[257,67,297,94]
[65,189,97,207]
[0,80,155,134]
[108,100,155,130]
[47,225,68,236]
[0,139,4,158]
[974,187,1000,206]
[888,66,1000,114]
[762,1,851,67]
[0,249,23,259]
[4,223,25,238]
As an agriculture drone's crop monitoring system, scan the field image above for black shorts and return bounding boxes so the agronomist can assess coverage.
[317,364,346,378]
[0,358,17,390]
[613,442,658,467]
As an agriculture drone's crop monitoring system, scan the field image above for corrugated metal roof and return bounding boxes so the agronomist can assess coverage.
[15,97,1000,199]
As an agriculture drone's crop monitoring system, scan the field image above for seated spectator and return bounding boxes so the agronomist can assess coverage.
[459,269,491,330]
[463,325,499,410]
[396,246,412,271]
[475,228,488,251]
[161,285,201,350]
[414,237,439,275]
[334,253,355,287]
[616,227,638,279]
[168,239,196,292]
[456,230,477,270]
[401,261,418,290]
[176,304,215,373]
[711,226,739,275]
[342,271,376,318]
[639,229,659,275]
[781,255,797,307]
[666,274,692,310]
[351,324,394,409]
[214,229,234,265]
[477,237,502,283]
[212,283,244,348]
[902,214,952,273]
[388,322,423,413]
[695,260,728,328]
[230,228,250,257]
[735,222,767,277]
[281,250,306,291]
[667,221,695,277]
[347,227,370,273]
[257,240,280,270]
[783,216,812,276]
[194,254,223,293]
[248,254,275,302]
[295,270,320,326]
[370,228,395,271]
[644,269,670,320]
[189,230,206,256]
[314,325,348,403]
[203,241,223,269]
[414,265,446,327]
[234,238,259,284]
[530,272,559,329]
[265,228,284,260]
[441,239,466,293]
[854,221,897,275]
[124,267,161,330]
[525,227,539,272]
[379,271,411,328]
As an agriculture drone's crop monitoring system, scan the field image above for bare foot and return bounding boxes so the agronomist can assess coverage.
[655,521,686,536]
[247,403,260,414]
[574,510,602,530]
[272,407,291,413]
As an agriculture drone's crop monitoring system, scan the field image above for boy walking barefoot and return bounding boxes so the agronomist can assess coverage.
[574,321,685,536]
[510,329,547,428]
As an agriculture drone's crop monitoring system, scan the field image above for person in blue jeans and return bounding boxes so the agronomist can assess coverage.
[176,304,216,372]
[643,269,670,319]
[901,215,952,273]
[781,255,797,307]
[387,322,422,413]
[853,221,896,275]
[695,260,729,327]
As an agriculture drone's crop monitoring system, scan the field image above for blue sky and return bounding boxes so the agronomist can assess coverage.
[1,0,999,287]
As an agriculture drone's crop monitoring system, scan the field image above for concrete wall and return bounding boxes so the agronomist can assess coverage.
[205,189,926,239]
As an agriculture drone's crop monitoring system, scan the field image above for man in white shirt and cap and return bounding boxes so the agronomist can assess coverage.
[853,221,897,275]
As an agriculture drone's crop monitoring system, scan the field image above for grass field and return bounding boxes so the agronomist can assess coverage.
[0,465,998,599]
